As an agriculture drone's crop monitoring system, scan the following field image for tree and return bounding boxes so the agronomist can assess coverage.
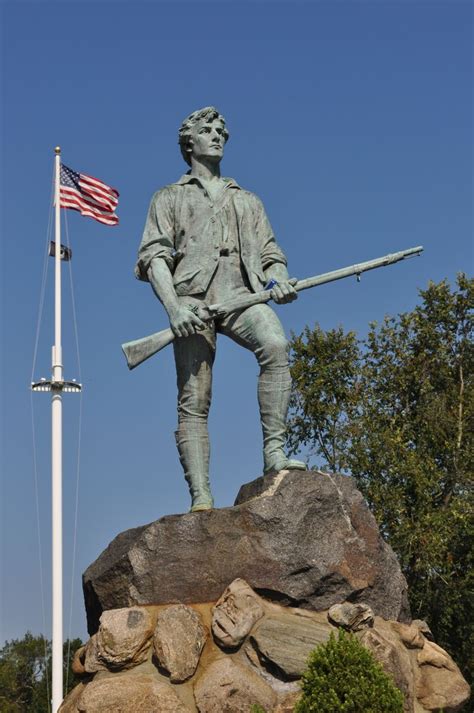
[288,324,360,473]
[294,630,404,712]
[287,275,473,687]
[0,633,83,712]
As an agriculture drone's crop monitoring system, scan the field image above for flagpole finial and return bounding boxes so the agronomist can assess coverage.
[55,146,61,155]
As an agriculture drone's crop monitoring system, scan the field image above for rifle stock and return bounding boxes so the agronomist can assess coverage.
[122,245,423,370]
[122,327,175,370]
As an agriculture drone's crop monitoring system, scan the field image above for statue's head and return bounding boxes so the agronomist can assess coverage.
[178,106,229,166]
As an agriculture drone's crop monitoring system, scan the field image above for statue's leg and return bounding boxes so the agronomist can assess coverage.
[220,304,306,474]
[173,324,216,512]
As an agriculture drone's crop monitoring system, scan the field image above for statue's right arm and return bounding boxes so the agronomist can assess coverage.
[147,258,205,338]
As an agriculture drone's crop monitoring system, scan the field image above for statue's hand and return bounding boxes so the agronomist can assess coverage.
[168,305,206,338]
[271,278,298,304]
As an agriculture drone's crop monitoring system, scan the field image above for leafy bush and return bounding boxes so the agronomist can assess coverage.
[294,630,404,712]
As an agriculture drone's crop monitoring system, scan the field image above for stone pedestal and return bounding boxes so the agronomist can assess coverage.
[69,471,469,712]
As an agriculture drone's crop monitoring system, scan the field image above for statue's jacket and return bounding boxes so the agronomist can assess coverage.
[135,174,287,296]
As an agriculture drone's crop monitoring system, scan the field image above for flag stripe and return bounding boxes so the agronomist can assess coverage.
[78,178,119,205]
[79,173,119,197]
[60,198,119,225]
[59,191,118,220]
[61,185,116,213]
[79,181,118,207]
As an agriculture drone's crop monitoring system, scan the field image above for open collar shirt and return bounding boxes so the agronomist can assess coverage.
[135,174,287,296]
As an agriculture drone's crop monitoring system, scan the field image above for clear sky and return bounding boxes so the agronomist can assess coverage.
[1,0,472,645]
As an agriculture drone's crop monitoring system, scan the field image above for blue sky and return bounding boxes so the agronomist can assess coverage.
[1,0,472,645]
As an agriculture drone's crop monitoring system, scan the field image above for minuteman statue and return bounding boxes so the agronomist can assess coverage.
[135,106,306,512]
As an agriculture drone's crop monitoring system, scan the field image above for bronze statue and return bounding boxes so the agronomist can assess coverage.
[135,106,306,511]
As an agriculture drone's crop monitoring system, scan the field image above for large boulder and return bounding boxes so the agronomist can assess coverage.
[75,673,189,712]
[212,578,265,649]
[94,607,154,670]
[153,604,207,682]
[83,471,410,634]
[249,608,331,679]
[193,657,277,712]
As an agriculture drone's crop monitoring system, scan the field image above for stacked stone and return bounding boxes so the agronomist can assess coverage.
[61,579,469,712]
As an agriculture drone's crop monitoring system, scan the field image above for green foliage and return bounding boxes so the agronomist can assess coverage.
[294,630,404,712]
[288,325,360,473]
[250,706,266,713]
[288,275,473,685]
[0,633,83,712]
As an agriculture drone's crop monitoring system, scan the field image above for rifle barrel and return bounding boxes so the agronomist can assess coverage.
[296,246,423,292]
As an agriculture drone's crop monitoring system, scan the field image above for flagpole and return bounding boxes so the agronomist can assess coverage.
[52,146,63,713]
[32,151,114,710]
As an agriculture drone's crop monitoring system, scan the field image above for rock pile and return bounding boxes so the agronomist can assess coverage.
[61,578,469,712]
[70,471,470,711]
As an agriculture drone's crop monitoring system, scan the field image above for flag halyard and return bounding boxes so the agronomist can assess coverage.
[59,164,119,225]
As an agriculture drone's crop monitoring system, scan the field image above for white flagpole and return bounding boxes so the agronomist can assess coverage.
[31,148,82,711]
[52,145,63,713]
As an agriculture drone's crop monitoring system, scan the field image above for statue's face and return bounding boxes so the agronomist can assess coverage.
[189,117,226,164]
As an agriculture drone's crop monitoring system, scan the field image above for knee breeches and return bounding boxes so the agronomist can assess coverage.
[173,303,289,421]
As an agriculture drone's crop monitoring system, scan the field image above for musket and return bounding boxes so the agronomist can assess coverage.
[122,245,423,370]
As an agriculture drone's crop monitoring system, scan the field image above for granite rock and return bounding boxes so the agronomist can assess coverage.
[328,601,374,631]
[83,471,410,633]
[96,607,154,670]
[75,673,190,712]
[415,643,471,712]
[359,623,415,712]
[83,635,107,674]
[391,621,425,649]
[274,691,302,712]
[212,578,265,649]
[58,682,87,712]
[193,657,277,712]
[153,604,207,682]
[250,608,332,679]
[411,619,434,641]
[71,645,87,676]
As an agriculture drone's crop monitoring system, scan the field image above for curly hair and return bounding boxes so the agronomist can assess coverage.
[178,106,229,166]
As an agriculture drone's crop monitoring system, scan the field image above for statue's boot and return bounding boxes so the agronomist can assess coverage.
[258,370,307,475]
[175,420,214,512]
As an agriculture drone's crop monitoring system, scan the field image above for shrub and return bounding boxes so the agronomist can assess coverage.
[294,630,404,712]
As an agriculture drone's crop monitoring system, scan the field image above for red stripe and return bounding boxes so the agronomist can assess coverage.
[60,193,117,220]
[79,181,118,204]
[79,176,119,201]
[60,199,119,225]
[78,182,118,209]
[60,192,119,224]
[80,172,119,197]
[60,186,115,214]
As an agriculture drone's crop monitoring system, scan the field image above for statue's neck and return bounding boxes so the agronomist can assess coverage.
[189,157,221,181]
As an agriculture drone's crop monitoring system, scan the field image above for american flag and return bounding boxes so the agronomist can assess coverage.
[59,164,119,225]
